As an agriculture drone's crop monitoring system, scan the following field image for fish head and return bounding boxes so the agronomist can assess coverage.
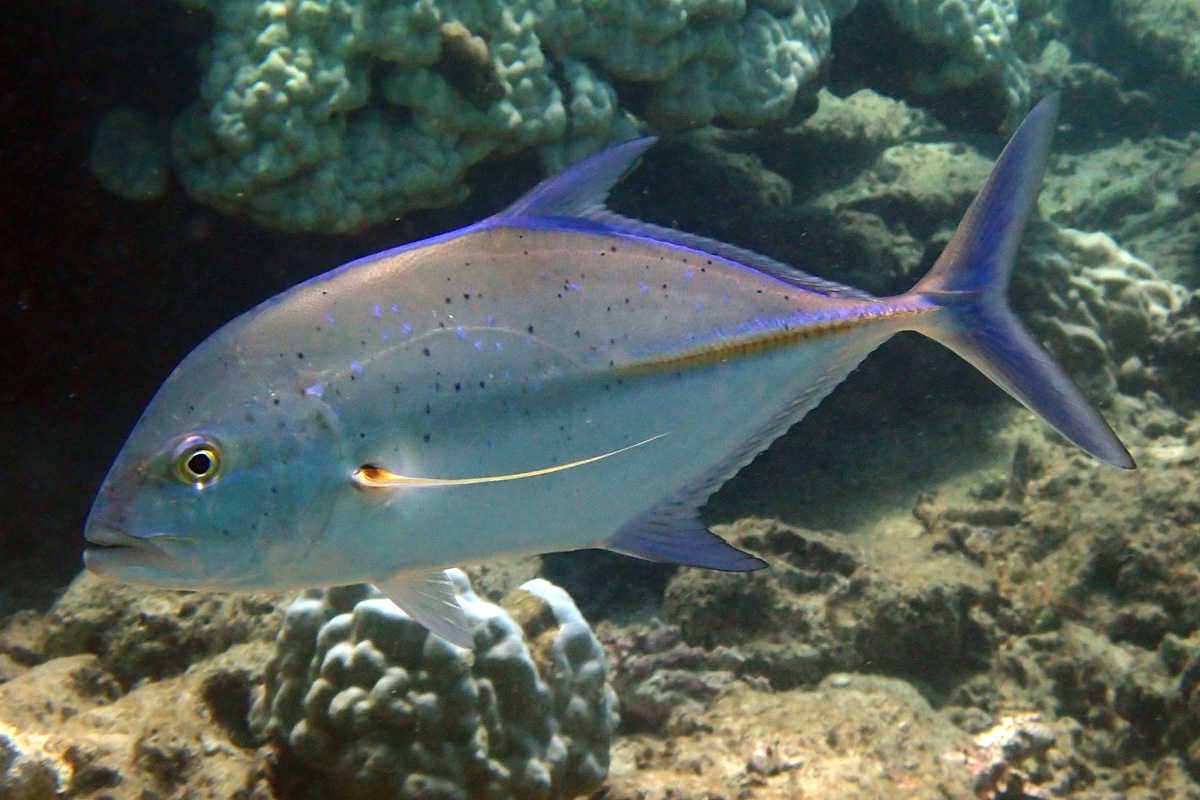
[84,328,349,591]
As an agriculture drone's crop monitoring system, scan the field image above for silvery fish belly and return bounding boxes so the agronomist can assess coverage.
[84,93,1134,648]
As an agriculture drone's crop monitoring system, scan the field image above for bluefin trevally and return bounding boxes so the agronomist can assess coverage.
[84,93,1133,648]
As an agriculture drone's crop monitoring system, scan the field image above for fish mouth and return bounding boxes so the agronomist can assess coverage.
[84,526,146,550]
[83,526,171,577]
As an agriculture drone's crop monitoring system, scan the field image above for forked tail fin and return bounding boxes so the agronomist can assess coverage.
[908,92,1135,468]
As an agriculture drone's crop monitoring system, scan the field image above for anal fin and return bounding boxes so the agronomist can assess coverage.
[373,570,474,649]
[606,503,765,572]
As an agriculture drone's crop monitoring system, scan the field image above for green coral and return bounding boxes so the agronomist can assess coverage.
[156,0,1053,231]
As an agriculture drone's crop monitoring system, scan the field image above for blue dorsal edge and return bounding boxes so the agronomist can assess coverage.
[491,137,876,301]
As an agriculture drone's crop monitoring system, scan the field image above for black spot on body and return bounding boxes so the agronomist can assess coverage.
[423,348,431,357]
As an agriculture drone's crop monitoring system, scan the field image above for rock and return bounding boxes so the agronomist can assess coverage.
[664,518,994,688]
[0,644,274,800]
[0,722,70,800]
[604,675,975,800]
[41,571,286,688]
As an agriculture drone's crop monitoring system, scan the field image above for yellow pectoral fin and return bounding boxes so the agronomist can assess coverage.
[352,433,668,489]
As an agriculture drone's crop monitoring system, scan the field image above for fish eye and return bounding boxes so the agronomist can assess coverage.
[172,436,221,485]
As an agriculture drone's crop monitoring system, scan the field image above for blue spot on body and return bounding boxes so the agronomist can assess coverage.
[684,270,694,281]
[391,304,400,313]
[401,323,412,335]
[694,302,703,312]
[350,361,363,373]
[373,305,382,319]
[486,314,495,324]
[495,342,503,352]
[722,295,730,304]
[456,326,467,339]
[473,340,483,351]
[640,282,649,294]
[325,315,336,324]
[381,330,390,340]
[569,281,580,291]
[304,384,324,398]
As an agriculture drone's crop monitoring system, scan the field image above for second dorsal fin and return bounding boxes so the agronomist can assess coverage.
[491,137,874,301]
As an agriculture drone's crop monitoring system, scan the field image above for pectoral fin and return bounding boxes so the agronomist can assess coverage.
[353,434,667,489]
[373,570,474,649]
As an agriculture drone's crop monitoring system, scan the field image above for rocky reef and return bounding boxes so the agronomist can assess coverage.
[0,573,616,800]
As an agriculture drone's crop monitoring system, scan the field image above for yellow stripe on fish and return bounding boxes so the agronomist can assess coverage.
[617,304,936,376]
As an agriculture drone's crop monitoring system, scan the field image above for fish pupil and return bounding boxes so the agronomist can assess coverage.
[187,451,212,477]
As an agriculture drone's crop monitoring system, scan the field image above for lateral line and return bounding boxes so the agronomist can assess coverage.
[616,305,934,376]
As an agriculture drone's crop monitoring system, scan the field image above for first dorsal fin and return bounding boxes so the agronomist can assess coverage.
[497,136,658,219]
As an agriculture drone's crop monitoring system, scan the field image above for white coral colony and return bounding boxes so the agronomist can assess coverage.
[251,571,619,799]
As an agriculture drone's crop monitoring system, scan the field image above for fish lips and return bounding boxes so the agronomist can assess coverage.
[83,527,172,577]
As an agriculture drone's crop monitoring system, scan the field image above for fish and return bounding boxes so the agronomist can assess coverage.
[84,93,1133,648]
